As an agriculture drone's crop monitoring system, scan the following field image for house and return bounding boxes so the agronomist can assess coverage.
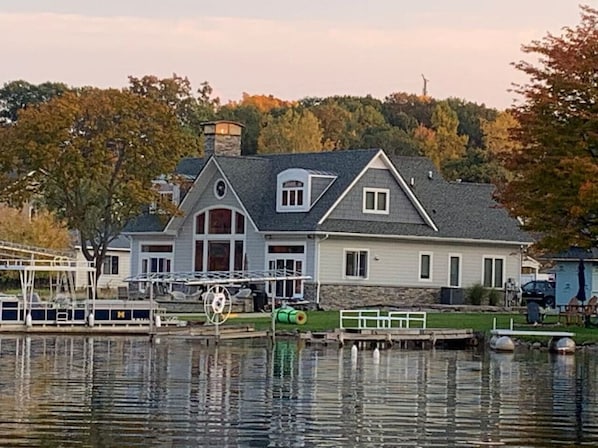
[123,120,532,309]
[549,247,598,307]
[74,234,131,291]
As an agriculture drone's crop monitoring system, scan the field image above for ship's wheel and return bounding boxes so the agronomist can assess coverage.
[203,285,232,325]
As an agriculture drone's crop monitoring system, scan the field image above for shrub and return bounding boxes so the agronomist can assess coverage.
[467,283,486,305]
[487,288,502,306]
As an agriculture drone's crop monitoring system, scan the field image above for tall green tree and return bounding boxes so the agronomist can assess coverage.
[258,108,323,154]
[0,80,70,124]
[499,5,598,251]
[128,75,216,149]
[0,88,196,290]
[217,103,263,155]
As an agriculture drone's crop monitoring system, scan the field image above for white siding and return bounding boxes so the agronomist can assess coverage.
[75,249,131,289]
[318,237,521,288]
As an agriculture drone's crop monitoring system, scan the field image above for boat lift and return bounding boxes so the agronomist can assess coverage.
[124,269,311,338]
[0,257,97,326]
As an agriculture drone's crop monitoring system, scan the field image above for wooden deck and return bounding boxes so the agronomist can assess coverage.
[301,328,477,349]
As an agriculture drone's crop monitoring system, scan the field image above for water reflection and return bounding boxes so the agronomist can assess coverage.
[0,335,597,447]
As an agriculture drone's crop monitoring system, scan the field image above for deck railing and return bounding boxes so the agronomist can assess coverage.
[340,309,427,330]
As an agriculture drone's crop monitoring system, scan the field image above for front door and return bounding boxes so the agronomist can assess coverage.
[266,244,305,299]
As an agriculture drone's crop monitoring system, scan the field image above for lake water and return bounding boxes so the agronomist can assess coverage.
[0,335,597,447]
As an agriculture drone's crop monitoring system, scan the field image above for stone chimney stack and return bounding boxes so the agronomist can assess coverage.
[202,120,243,157]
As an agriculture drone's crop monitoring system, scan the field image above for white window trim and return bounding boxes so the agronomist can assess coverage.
[482,255,506,289]
[448,253,462,287]
[138,241,174,275]
[102,254,119,276]
[362,187,389,215]
[276,169,310,212]
[419,251,433,282]
[343,248,369,280]
[213,178,227,199]
[193,207,246,272]
[264,242,307,299]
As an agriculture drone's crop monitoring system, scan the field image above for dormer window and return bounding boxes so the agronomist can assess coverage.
[276,168,337,213]
[363,188,389,214]
[282,180,304,207]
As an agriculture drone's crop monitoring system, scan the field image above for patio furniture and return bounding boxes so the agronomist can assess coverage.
[558,297,582,325]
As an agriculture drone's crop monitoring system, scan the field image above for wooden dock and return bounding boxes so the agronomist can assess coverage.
[156,324,269,342]
[301,328,477,349]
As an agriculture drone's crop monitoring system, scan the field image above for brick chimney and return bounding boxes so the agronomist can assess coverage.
[202,120,243,157]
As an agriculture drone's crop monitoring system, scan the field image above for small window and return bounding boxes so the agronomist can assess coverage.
[282,180,304,207]
[102,255,119,275]
[214,179,226,199]
[419,252,432,281]
[363,188,389,214]
[345,250,368,278]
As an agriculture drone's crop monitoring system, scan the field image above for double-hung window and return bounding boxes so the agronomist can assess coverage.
[103,255,119,275]
[345,249,368,278]
[483,257,504,288]
[363,188,389,214]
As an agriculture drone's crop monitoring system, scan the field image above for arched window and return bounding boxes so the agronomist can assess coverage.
[194,208,245,272]
[282,180,304,207]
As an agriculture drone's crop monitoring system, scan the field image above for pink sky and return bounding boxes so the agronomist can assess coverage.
[0,1,591,109]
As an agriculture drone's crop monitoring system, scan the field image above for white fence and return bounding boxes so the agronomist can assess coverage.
[340,309,427,330]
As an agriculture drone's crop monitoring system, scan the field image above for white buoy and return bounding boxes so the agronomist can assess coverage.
[155,314,162,328]
[87,313,95,327]
[490,336,515,352]
[25,313,32,327]
[551,337,576,354]
[373,347,380,364]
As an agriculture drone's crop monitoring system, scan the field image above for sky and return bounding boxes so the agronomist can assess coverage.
[0,1,593,110]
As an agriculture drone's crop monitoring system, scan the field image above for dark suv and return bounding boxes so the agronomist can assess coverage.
[521,280,556,308]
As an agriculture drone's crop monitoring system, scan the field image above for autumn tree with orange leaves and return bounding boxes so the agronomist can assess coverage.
[499,5,598,251]
[0,88,196,290]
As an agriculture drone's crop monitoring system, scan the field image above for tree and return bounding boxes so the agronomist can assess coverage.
[481,111,521,157]
[445,97,498,149]
[257,108,323,154]
[499,5,598,251]
[383,92,435,128]
[238,93,294,112]
[0,80,70,124]
[360,126,420,156]
[0,88,196,291]
[310,101,353,149]
[128,74,217,150]
[217,103,263,155]
[414,102,468,171]
[0,205,71,250]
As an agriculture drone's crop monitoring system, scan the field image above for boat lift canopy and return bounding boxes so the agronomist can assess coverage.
[124,269,311,287]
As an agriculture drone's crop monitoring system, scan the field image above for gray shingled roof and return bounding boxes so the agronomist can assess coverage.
[124,149,531,243]
[218,149,378,231]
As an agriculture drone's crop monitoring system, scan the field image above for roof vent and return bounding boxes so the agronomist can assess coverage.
[410,177,415,187]
[428,171,433,179]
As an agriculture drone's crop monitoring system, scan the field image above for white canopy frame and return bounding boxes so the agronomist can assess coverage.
[125,269,311,338]
[0,258,97,326]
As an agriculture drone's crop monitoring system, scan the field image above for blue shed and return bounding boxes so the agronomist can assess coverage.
[551,247,598,307]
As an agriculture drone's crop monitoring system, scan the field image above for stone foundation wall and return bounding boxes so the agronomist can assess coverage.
[304,282,440,310]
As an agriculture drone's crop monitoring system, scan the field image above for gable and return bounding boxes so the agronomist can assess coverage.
[319,150,436,230]
[326,167,425,224]
[164,157,257,234]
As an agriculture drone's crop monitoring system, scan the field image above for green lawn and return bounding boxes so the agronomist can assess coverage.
[181,310,598,345]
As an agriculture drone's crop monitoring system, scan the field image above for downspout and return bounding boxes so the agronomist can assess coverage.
[315,234,329,306]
